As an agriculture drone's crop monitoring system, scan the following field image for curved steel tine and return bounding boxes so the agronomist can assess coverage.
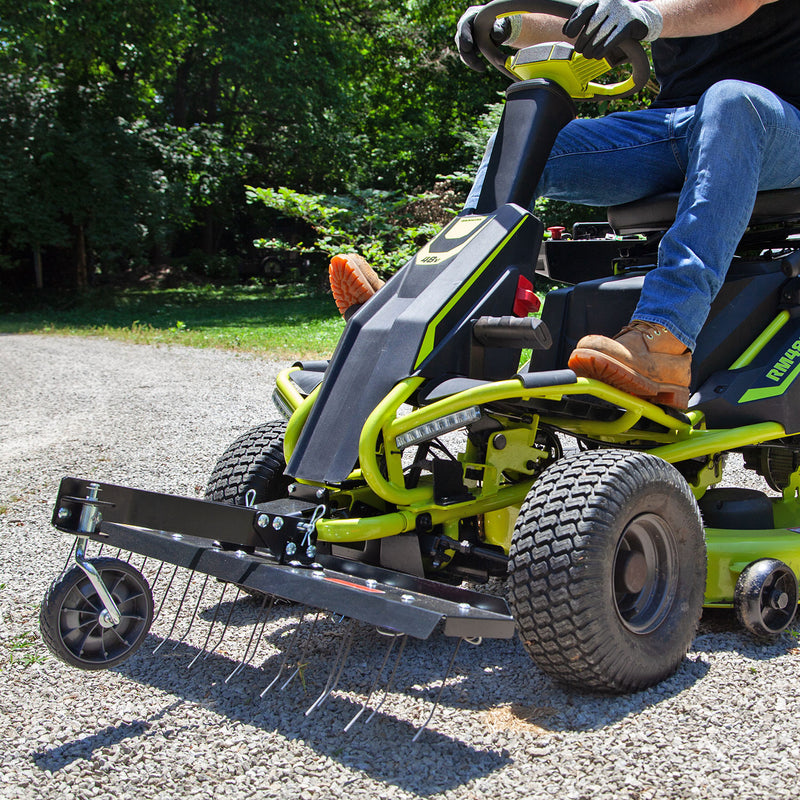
[280,610,322,691]
[365,633,408,724]
[224,594,275,683]
[152,564,179,623]
[305,623,356,716]
[259,607,309,697]
[411,637,464,742]
[172,573,211,650]
[188,581,229,669]
[202,585,242,661]
[153,570,196,653]
[146,560,165,594]
[343,630,402,733]
[61,539,78,575]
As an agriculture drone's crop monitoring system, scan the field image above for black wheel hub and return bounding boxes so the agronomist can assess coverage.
[613,513,679,635]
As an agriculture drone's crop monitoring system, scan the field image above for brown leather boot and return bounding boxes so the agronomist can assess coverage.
[568,320,691,410]
[328,253,385,316]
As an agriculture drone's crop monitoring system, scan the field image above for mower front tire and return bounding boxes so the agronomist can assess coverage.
[205,420,290,508]
[509,449,706,693]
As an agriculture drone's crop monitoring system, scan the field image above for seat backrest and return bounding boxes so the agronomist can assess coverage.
[607,187,800,236]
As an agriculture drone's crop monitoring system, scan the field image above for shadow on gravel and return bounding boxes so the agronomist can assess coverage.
[31,595,797,794]
[32,700,185,773]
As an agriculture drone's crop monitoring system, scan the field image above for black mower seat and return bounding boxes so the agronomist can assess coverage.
[608,187,800,235]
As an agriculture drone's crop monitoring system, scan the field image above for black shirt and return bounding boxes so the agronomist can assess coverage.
[651,0,800,110]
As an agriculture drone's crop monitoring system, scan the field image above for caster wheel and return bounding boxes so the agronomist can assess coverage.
[40,557,154,669]
[734,559,798,638]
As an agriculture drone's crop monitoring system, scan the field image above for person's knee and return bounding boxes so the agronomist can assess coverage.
[696,79,782,127]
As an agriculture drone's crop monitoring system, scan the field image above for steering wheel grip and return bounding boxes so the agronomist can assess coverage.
[473,0,650,99]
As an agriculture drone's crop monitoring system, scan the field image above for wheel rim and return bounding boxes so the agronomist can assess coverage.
[613,513,679,634]
[754,565,797,634]
[58,566,151,666]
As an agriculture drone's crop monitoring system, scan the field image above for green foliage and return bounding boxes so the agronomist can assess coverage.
[0,285,344,358]
[247,186,443,274]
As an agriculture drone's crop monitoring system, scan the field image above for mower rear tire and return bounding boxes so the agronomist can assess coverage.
[508,449,706,693]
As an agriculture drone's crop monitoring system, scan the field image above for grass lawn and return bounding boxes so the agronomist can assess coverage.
[0,284,346,360]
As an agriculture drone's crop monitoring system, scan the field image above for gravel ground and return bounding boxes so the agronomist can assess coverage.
[2,333,800,800]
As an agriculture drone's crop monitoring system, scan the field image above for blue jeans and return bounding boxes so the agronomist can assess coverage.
[466,79,800,350]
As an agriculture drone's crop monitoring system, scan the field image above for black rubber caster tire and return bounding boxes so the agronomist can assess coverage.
[40,557,154,670]
[508,449,706,693]
[734,558,798,638]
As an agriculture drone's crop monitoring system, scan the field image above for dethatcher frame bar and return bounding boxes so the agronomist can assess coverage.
[53,477,516,641]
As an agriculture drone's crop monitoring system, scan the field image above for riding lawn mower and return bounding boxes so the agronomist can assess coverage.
[39,0,800,734]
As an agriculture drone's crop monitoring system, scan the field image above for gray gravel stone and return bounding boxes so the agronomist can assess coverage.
[2,334,800,800]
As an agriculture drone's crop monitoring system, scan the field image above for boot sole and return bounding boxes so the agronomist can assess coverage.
[329,254,383,316]
[568,348,690,410]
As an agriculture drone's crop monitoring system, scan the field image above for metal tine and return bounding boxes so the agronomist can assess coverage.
[61,539,78,575]
[364,633,408,725]
[202,585,243,661]
[343,629,404,733]
[152,564,179,623]
[411,637,465,743]
[224,594,276,683]
[280,609,322,691]
[153,569,196,653]
[187,581,229,669]
[305,622,356,717]
[171,573,211,650]
[146,560,165,594]
[259,606,309,696]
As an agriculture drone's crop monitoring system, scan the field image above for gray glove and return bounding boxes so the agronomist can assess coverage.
[563,0,663,60]
[455,5,520,72]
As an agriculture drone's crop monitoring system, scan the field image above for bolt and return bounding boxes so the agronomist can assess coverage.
[57,507,70,521]
[306,545,317,559]
[272,517,284,531]
[315,488,326,500]
[400,594,414,604]
[256,513,269,528]
[366,579,378,589]
[285,542,297,556]
[492,433,507,450]
[458,602,471,614]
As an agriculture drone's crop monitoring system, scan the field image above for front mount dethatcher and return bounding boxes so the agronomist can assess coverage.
[40,477,516,738]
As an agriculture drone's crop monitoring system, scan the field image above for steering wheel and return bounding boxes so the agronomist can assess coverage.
[473,0,650,100]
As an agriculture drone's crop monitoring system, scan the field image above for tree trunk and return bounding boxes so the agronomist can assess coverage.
[33,243,43,290]
[74,224,88,289]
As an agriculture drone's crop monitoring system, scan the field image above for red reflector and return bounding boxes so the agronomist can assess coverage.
[513,275,540,317]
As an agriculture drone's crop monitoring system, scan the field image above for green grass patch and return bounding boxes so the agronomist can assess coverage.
[0,284,346,359]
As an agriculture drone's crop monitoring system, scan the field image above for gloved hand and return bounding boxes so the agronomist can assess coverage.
[563,0,663,60]
[455,5,519,72]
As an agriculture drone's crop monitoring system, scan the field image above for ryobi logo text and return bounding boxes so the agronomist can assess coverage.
[766,339,800,382]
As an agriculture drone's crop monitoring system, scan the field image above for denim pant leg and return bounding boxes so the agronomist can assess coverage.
[465,106,689,211]
[634,80,800,349]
